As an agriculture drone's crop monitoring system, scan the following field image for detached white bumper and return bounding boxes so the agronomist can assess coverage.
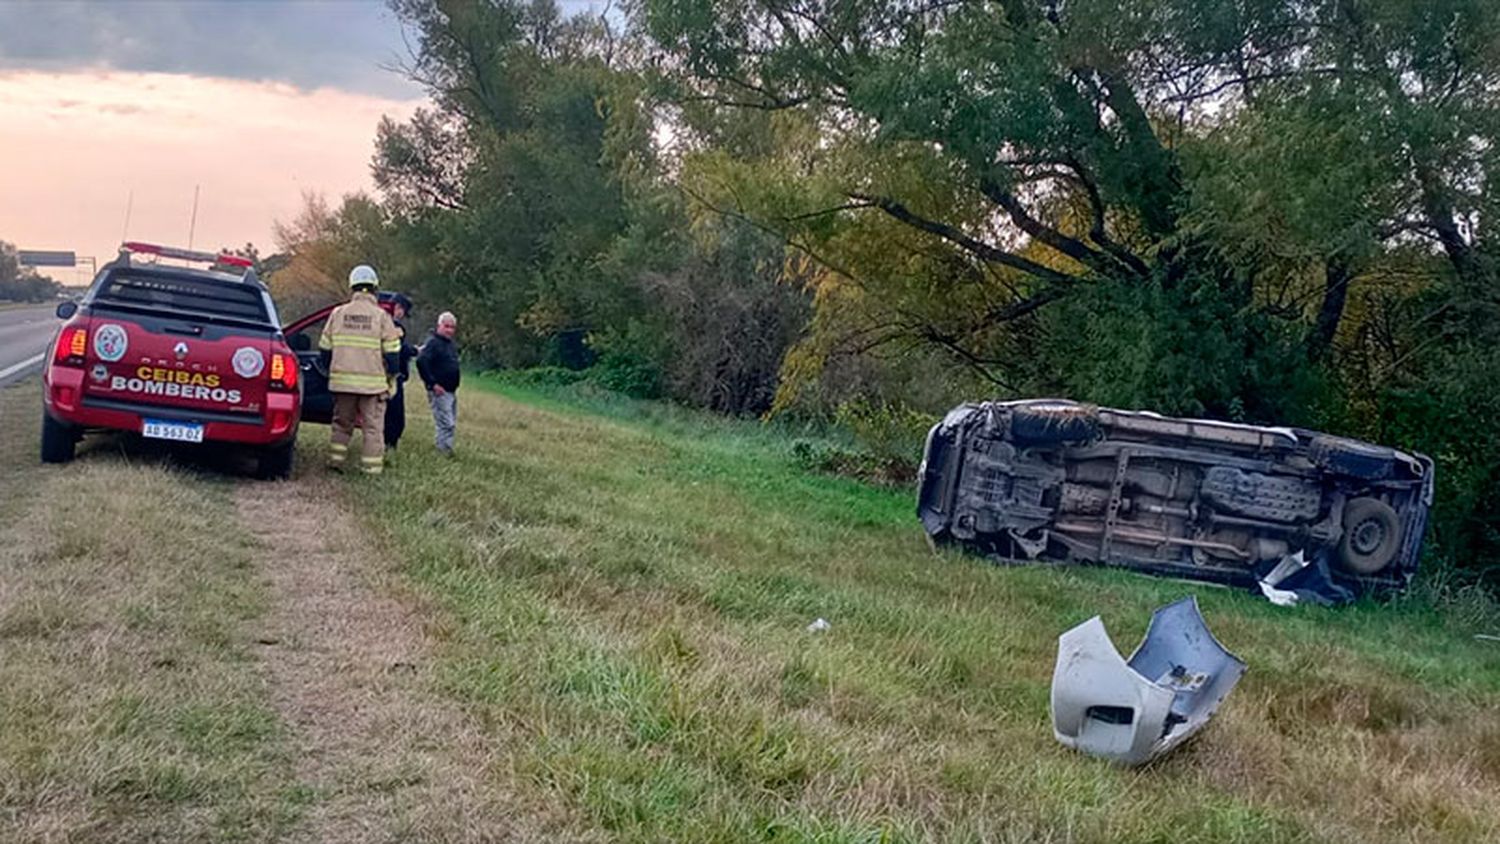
[1051,597,1246,766]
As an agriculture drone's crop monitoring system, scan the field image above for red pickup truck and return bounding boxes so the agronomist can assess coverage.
[42,243,302,478]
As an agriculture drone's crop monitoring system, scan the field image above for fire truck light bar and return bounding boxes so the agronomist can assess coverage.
[121,241,253,268]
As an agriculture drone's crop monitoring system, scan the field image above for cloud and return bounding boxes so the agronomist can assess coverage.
[0,0,617,100]
[0,0,424,99]
[0,70,421,281]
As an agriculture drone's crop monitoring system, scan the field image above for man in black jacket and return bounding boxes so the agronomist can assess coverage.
[384,294,417,450]
[416,310,461,455]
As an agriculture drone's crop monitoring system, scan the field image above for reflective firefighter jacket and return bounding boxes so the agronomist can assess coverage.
[319,292,402,395]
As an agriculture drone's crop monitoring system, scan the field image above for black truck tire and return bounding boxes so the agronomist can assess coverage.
[1009,404,1099,446]
[1338,497,1403,575]
[40,412,77,464]
[256,440,296,480]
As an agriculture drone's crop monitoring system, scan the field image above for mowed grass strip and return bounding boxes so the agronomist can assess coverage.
[326,375,1500,844]
[0,381,301,842]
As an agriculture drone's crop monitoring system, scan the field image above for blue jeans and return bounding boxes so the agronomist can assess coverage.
[428,390,457,452]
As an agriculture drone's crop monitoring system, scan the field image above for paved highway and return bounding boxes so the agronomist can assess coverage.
[0,304,59,388]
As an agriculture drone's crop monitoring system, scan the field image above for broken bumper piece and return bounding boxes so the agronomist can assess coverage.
[1051,596,1246,766]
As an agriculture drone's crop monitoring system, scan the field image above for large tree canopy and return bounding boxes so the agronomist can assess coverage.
[646,0,1497,269]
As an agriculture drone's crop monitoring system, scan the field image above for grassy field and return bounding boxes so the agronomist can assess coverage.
[0,382,302,841]
[3,374,1500,842]
[342,376,1500,843]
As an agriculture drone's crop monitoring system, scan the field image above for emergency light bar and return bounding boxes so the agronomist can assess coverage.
[121,241,254,268]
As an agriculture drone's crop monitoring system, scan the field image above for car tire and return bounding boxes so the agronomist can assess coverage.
[256,441,295,480]
[1308,436,1394,481]
[40,412,77,464]
[1009,404,1099,446]
[1338,497,1402,575]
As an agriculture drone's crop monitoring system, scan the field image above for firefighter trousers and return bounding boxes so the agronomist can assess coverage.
[330,392,388,474]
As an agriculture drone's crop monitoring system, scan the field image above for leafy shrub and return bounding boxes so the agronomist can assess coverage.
[496,366,588,388]
[791,439,918,487]
[586,351,665,399]
[833,399,936,466]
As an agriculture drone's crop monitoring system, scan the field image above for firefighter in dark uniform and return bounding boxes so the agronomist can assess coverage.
[384,293,416,450]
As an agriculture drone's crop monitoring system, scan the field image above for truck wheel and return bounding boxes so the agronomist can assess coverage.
[256,441,295,480]
[1309,436,1395,481]
[1010,404,1099,446]
[1338,497,1402,575]
[40,412,77,464]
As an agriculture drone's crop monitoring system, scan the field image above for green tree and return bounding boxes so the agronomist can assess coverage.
[377,0,654,366]
[0,240,62,302]
[642,0,1500,418]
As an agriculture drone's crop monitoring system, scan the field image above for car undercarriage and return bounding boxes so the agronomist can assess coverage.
[917,400,1434,597]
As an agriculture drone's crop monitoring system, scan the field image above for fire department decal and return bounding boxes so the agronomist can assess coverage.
[94,324,128,362]
[232,346,265,378]
[109,366,243,404]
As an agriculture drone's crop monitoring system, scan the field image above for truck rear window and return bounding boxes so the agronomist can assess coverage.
[94,272,270,324]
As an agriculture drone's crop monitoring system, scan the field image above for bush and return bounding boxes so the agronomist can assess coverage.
[497,366,588,388]
[586,351,664,399]
[1367,341,1500,590]
[790,439,917,487]
[0,272,61,303]
[833,399,936,466]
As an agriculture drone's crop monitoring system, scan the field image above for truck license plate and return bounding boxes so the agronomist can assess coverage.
[142,419,204,443]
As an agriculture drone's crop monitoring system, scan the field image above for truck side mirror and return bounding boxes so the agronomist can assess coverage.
[55,301,78,320]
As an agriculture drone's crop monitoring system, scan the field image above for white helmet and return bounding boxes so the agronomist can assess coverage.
[348,264,379,289]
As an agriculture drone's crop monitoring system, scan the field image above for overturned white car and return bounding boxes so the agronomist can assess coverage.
[918,400,1434,601]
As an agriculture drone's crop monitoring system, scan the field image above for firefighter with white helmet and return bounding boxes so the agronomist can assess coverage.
[319,264,402,474]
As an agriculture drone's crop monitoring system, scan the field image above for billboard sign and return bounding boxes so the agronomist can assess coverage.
[18,250,77,267]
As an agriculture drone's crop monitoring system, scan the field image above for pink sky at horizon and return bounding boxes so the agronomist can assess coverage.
[0,70,423,284]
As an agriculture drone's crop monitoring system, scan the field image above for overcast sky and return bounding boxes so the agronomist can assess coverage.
[0,0,426,99]
[0,0,603,286]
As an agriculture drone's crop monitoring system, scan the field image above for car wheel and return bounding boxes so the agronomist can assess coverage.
[1338,497,1402,575]
[1009,404,1099,446]
[40,412,77,464]
[256,441,295,480]
[1308,436,1395,481]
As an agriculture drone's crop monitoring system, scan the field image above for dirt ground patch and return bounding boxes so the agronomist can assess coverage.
[235,477,525,843]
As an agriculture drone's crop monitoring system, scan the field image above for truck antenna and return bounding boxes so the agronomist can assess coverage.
[120,189,134,242]
[187,184,201,250]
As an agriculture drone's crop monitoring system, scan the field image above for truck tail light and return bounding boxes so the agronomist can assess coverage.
[54,325,88,367]
[268,353,297,390]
